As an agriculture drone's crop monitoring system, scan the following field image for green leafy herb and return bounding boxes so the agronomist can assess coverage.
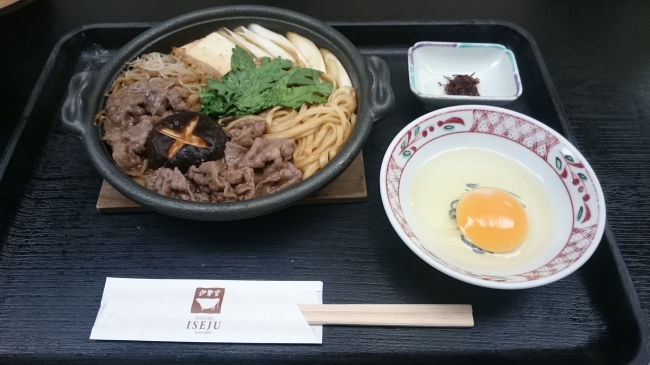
[230,45,255,72]
[199,46,333,119]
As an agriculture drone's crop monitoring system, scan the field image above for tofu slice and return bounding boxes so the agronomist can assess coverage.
[179,32,236,79]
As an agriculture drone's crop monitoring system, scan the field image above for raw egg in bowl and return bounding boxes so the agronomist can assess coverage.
[380,105,606,289]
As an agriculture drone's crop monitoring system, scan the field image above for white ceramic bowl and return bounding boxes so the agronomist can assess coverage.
[379,105,606,289]
[408,42,522,109]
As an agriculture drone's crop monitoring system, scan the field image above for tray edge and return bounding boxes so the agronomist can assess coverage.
[0,20,647,364]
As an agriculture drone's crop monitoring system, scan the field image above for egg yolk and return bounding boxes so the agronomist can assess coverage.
[455,188,528,252]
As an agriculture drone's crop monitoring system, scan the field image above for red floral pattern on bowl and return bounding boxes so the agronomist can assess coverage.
[379,105,606,289]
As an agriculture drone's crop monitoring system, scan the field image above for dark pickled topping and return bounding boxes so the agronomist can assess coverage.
[146,111,227,173]
[439,73,480,96]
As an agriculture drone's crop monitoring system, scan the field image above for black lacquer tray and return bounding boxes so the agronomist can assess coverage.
[0,22,648,364]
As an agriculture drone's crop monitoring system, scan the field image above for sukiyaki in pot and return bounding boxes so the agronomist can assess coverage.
[61,5,394,220]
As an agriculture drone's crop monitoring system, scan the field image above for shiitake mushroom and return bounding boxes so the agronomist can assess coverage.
[146,111,227,173]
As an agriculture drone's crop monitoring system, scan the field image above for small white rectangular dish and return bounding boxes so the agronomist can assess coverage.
[408,42,522,109]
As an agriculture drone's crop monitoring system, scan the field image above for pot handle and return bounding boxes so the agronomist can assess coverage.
[364,55,395,122]
[61,71,99,139]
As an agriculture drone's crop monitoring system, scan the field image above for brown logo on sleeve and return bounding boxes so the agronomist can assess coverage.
[191,287,225,314]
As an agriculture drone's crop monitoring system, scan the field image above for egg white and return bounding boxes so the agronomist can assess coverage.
[408,147,556,275]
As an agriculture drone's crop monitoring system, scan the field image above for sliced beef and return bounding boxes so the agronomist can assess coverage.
[240,137,302,197]
[186,161,255,202]
[223,142,249,171]
[238,138,296,169]
[103,81,189,176]
[226,118,266,147]
[166,88,189,111]
[186,160,227,192]
[145,167,195,201]
[256,162,303,197]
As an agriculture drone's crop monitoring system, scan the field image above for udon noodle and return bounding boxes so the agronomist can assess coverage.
[259,86,356,179]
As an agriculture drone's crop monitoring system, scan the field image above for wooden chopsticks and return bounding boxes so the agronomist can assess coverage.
[299,304,473,327]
